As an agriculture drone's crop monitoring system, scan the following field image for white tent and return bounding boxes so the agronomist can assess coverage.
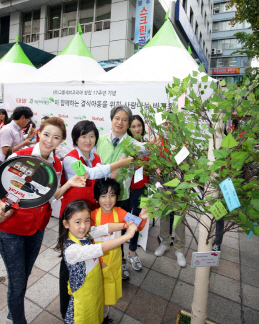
[0,43,36,83]
[20,33,105,83]
[95,19,214,83]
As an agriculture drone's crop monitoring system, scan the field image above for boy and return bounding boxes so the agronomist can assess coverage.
[91,178,149,323]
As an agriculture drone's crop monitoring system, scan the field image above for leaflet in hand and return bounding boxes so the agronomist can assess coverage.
[71,160,85,176]
[124,213,142,226]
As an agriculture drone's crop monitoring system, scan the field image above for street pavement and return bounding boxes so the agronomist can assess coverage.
[0,215,258,324]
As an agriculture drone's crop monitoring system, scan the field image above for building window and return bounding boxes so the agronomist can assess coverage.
[201,1,204,16]
[204,12,207,25]
[214,2,236,14]
[22,10,40,43]
[195,21,198,38]
[218,38,242,49]
[47,0,111,39]
[181,0,187,12]
[199,32,202,45]
[190,7,193,27]
[213,57,239,68]
[213,20,244,32]
[241,57,251,68]
[211,58,217,68]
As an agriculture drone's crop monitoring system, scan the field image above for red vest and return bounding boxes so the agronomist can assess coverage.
[60,149,101,217]
[0,147,62,236]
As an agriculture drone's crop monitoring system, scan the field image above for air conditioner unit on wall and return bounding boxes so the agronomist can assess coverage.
[217,49,223,54]
[211,48,217,55]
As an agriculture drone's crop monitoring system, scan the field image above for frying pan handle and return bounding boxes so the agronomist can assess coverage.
[3,203,12,212]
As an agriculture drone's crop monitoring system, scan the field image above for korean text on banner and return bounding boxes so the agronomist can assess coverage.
[134,0,154,53]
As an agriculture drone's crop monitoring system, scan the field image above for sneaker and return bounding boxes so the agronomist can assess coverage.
[154,243,170,256]
[102,316,113,323]
[127,252,142,271]
[157,235,174,246]
[212,244,221,251]
[175,251,186,267]
[121,259,130,280]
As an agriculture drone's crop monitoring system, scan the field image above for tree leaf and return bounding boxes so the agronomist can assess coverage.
[164,178,180,187]
[213,149,229,159]
[221,133,238,149]
[250,199,259,212]
[239,212,247,224]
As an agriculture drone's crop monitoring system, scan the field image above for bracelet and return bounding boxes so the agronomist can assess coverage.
[123,223,126,229]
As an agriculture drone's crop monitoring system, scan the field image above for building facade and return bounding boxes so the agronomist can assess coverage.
[210,0,252,83]
[0,0,211,70]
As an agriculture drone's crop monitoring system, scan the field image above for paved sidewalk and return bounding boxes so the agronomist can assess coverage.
[0,216,259,324]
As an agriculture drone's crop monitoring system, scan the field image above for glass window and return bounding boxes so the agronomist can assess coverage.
[222,2,234,12]
[244,20,251,29]
[96,0,111,21]
[241,57,251,68]
[79,0,94,24]
[23,12,32,35]
[211,58,217,68]
[212,40,218,49]
[49,5,61,30]
[212,22,219,32]
[63,1,77,28]
[213,4,220,14]
[32,10,40,35]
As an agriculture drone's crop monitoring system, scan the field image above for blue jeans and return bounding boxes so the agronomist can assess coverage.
[214,219,224,245]
[0,230,44,324]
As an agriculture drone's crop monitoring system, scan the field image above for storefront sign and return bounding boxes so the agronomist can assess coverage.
[212,67,240,74]
[134,0,154,53]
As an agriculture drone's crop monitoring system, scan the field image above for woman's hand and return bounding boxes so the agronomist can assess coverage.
[0,206,14,224]
[120,156,134,166]
[67,173,88,188]
[140,206,149,220]
[124,221,134,229]
[150,135,161,146]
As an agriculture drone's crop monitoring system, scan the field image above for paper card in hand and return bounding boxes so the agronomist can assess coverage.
[124,213,142,226]
[71,160,85,176]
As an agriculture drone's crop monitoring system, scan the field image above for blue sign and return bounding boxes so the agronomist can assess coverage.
[219,178,241,212]
[134,0,153,53]
[175,0,208,72]
[124,213,142,226]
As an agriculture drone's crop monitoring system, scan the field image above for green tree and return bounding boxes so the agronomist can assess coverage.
[118,65,259,323]
[227,0,259,59]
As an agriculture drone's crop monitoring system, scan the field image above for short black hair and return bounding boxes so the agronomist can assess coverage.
[12,106,33,120]
[41,116,50,121]
[72,120,99,146]
[94,178,121,202]
[127,114,145,138]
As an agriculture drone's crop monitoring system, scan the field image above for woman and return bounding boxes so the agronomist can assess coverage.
[0,117,86,324]
[127,115,150,271]
[0,108,8,130]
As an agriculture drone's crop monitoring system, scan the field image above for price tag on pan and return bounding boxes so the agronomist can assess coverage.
[0,156,58,210]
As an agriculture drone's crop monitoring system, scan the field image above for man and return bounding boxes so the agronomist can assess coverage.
[0,106,35,162]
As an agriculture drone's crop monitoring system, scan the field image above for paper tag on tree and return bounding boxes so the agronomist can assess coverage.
[174,146,190,165]
[219,178,241,212]
[178,93,185,112]
[71,160,85,176]
[155,112,165,125]
[134,167,143,183]
[210,200,227,220]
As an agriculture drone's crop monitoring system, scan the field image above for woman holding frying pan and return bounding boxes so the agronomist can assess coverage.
[0,117,86,324]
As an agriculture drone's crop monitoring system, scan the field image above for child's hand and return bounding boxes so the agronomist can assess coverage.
[68,174,87,188]
[127,223,137,237]
[140,206,149,220]
[124,221,133,229]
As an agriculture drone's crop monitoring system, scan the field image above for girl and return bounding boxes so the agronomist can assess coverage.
[0,117,86,324]
[59,120,133,318]
[0,108,8,130]
[127,115,150,271]
[56,199,137,324]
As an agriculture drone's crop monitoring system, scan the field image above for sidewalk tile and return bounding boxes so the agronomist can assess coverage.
[26,273,59,308]
[46,217,59,229]
[27,266,46,288]
[211,258,240,281]
[220,246,239,264]
[243,306,259,324]
[148,226,160,238]
[114,282,138,312]
[185,248,196,265]
[241,264,259,289]
[34,248,60,272]
[240,251,259,272]
[179,264,196,285]
[0,306,8,323]
[39,245,48,254]
[127,266,149,287]
[24,298,43,323]
[133,248,156,268]
[164,247,188,259]
[31,311,63,324]
[146,236,159,252]
[52,224,59,232]
[120,314,142,323]
[221,235,239,250]
[207,292,241,324]
[242,283,259,311]
[109,306,124,323]
[161,301,179,324]
[0,284,7,310]
[171,281,194,311]
[0,257,7,277]
[239,240,259,256]
[224,231,238,239]
[46,296,62,320]
[209,273,241,303]
[239,232,259,244]
[126,288,168,324]
[152,255,180,278]
[42,229,59,248]
[49,264,60,278]
[140,269,176,300]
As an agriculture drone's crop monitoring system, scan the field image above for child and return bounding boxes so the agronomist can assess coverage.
[92,178,149,322]
[56,199,137,324]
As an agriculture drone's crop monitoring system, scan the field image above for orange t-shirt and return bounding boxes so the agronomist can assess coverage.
[91,207,147,232]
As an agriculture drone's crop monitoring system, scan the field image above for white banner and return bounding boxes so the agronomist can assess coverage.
[4,82,171,156]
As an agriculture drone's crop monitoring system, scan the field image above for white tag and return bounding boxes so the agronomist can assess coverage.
[134,167,143,183]
[155,182,163,189]
[155,112,164,125]
[174,146,190,165]
[178,93,185,111]
[191,251,221,267]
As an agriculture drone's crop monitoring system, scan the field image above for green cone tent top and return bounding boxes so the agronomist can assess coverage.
[0,42,36,83]
[21,32,105,83]
[96,19,211,82]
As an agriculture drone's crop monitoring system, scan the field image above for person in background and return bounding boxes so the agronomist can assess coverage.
[0,106,35,162]
[0,117,86,324]
[127,115,150,271]
[0,108,8,130]
[36,116,50,142]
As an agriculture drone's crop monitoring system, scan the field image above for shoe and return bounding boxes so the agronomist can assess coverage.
[121,259,130,280]
[212,244,221,251]
[127,252,142,271]
[175,251,186,267]
[154,243,170,256]
[5,317,13,324]
[157,235,174,246]
[102,316,113,323]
